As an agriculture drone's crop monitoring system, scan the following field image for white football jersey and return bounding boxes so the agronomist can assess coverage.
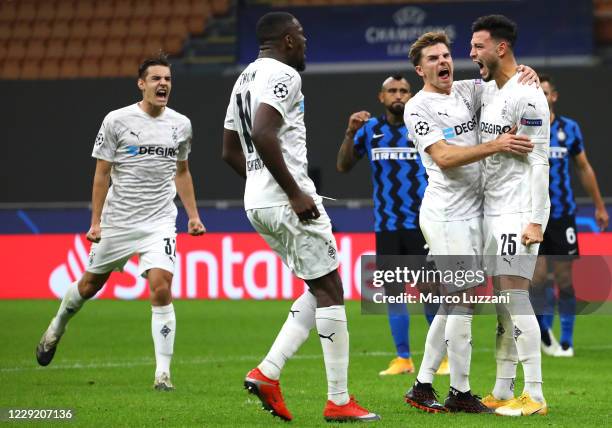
[92,104,192,228]
[224,57,318,210]
[479,74,550,217]
[403,79,484,221]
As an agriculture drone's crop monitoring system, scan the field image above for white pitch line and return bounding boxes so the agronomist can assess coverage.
[3,344,612,373]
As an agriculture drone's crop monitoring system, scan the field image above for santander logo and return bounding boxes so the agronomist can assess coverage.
[45,234,375,301]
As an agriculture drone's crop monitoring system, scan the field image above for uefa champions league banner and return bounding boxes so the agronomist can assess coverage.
[0,232,611,301]
[238,1,592,64]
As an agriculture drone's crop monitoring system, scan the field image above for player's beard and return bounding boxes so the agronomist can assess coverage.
[388,102,404,116]
[296,58,305,72]
[481,59,498,82]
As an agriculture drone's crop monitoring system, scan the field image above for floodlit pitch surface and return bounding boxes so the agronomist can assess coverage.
[1,300,611,426]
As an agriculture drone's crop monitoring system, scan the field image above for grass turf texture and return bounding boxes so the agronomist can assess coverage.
[1,300,611,427]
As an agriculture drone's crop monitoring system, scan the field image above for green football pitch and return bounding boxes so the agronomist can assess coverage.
[1,300,611,427]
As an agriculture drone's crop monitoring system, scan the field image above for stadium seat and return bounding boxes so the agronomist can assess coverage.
[31,21,53,40]
[0,60,21,79]
[127,18,149,38]
[16,1,37,22]
[93,1,115,20]
[36,2,57,21]
[104,38,125,59]
[64,40,85,59]
[132,0,152,20]
[0,24,11,42]
[0,42,7,60]
[172,0,192,18]
[11,22,33,41]
[75,1,95,20]
[55,1,76,21]
[119,56,139,77]
[210,0,230,16]
[83,39,105,59]
[59,58,80,78]
[39,58,61,79]
[80,58,100,78]
[193,0,212,16]
[113,1,133,19]
[0,1,17,23]
[187,15,207,35]
[6,40,27,60]
[98,57,121,78]
[89,19,110,39]
[108,19,129,39]
[50,20,71,40]
[147,18,168,38]
[45,40,66,60]
[20,59,40,79]
[151,0,169,18]
[143,37,165,57]
[123,38,144,58]
[69,20,90,40]
[25,40,46,60]
[165,36,184,55]
[167,17,189,38]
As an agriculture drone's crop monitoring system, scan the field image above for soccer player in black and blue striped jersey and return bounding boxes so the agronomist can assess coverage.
[531,74,608,357]
[337,74,445,376]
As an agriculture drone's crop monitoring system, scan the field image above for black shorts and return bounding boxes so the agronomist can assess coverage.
[375,229,428,255]
[539,215,579,258]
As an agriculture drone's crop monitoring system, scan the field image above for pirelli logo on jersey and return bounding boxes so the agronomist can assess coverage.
[371,147,418,161]
[480,122,512,136]
[127,145,177,157]
[442,115,477,139]
[549,146,568,159]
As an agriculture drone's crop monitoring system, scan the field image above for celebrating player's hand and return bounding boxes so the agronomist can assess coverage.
[595,206,609,231]
[86,223,102,243]
[493,126,533,155]
[289,191,320,222]
[521,223,543,246]
[188,218,206,236]
[516,65,540,88]
[346,111,371,135]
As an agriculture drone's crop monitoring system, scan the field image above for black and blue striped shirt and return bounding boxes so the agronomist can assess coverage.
[549,115,584,219]
[354,115,427,232]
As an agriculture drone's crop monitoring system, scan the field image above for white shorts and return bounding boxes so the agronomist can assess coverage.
[246,203,339,281]
[87,224,177,278]
[483,211,549,280]
[420,216,484,291]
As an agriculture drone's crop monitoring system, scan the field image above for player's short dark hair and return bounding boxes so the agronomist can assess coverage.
[409,32,451,67]
[471,14,518,48]
[256,12,296,45]
[138,52,170,79]
[538,74,556,90]
[389,73,405,81]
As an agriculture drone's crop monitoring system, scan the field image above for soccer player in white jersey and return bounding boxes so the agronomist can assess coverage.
[36,54,205,391]
[471,15,550,416]
[222,12,379,423]
[402,32,538,414]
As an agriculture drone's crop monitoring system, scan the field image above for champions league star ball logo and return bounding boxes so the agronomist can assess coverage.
[95,132,104,146]
[415,121,430,136]
[273,82,289,99]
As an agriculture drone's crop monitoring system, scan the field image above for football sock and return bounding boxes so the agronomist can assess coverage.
[50,281,85,336]
[543,283,556,330]
[316,305,349,406]
[387,303,410,358]
[501,289,544,402]
[493,301,518,400]
[445,306,473,393]
[152,303,175,378]
[558,286,576,348]
[416,310,447,385]
[259,291,316,380]
[530,283,550,344]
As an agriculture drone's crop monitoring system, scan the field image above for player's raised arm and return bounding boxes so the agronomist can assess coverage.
[337,111,370,172]
[87,159,112,243]
[222,128,247,179]
[251,102,319,221]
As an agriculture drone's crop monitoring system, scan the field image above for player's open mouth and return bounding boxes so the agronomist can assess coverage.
[438,69,450,79]
[155,88,168,100]
[476,61,486,75]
